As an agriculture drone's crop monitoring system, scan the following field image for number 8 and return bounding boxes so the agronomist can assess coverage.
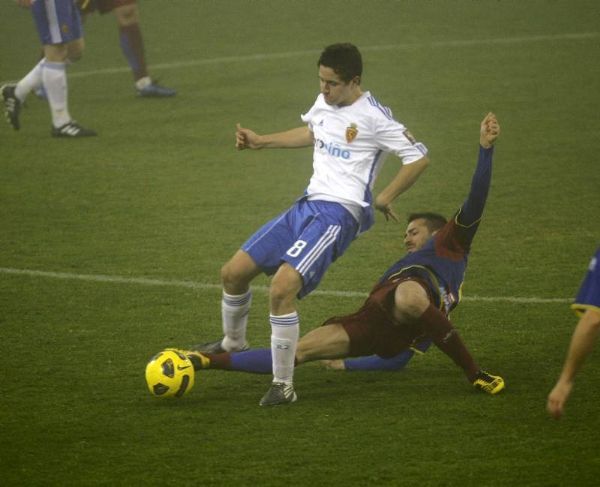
[286,240,307,258]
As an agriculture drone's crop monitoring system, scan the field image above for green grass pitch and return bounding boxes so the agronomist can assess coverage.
[1,0,600,485]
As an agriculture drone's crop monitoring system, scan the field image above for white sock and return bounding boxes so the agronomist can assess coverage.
[270,312,300,384]
[220,290,252,351]
[15,59,44,101]
[135,76,152,90]
[42,61,71,128]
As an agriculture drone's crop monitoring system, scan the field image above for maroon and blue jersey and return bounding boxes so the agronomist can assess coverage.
[572,247,600,317]
[378,146,494,314]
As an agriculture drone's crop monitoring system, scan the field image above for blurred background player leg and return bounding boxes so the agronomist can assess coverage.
[79,0,176,97]
[1,58,45,130]
[3,0,96,137]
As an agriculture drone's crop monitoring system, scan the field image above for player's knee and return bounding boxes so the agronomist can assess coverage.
[269,280,296,311]
[220,261,248,293]
[115,4,139,26]
[394,283,430,320]
[66,39,84,62]
[395,297,424,319]
[68,51,83,63]
[269,266,302,312]
[44,44,69,63]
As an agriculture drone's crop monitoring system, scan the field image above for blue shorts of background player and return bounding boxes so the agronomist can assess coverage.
[32,0,83,45]
[242,198,359,298]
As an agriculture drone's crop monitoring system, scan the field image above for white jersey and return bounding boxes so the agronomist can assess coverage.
[301,91,427,230]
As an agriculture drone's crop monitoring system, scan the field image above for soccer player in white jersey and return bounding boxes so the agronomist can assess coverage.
[1,0,96,137]
[196,43,429,406]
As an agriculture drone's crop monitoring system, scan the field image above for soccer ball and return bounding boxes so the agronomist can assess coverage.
[145,348,195,398]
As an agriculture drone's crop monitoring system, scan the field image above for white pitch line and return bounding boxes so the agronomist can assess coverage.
[68,31,600,79]
[0,267,571,304]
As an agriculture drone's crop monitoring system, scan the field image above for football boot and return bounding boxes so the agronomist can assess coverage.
[2,84,21,130]
[183,350,212,371]
[191,339,249,354]
[259,382,297,406]
[473,370,505,395]
[51,121,97,138]
[136,81,176,98]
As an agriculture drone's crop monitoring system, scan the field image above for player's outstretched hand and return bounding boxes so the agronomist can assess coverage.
[480,112,500,148]
[546,381,572,420]
[235,123,262,150]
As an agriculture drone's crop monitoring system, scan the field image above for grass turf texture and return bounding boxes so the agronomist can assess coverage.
[1,0,600,485]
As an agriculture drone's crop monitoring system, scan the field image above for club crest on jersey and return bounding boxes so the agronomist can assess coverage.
[345,123,358,143]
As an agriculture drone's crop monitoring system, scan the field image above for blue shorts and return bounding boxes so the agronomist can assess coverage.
[242,199,359,298]
[32,0,83,45]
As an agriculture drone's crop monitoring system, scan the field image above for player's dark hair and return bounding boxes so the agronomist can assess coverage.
[318,43,362,83]
[408,212,447,233]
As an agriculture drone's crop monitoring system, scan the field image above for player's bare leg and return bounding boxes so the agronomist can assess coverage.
[44,41,96,137]
[194,250,261,354]
[296,323,351,364]
[394,280,504,394]
[114,4,176,97]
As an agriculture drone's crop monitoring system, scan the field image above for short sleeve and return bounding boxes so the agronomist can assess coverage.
[374,116,428,164]
[301,95,322,131]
